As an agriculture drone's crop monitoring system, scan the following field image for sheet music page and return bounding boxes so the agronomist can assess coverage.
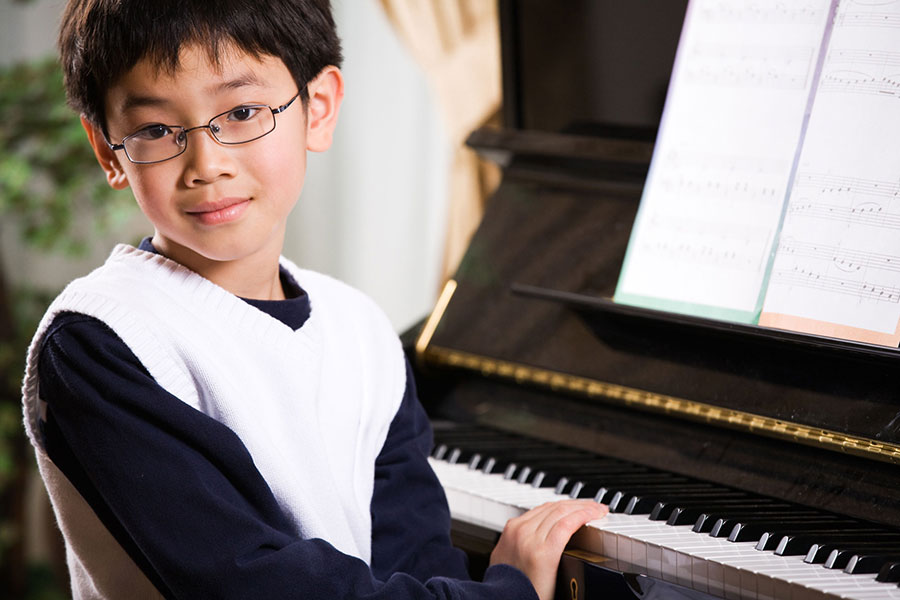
[615,0,833,323]
[759,0,900,346]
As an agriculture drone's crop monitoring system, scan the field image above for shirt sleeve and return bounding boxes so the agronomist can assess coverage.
[369,360,470,582]
[37,312,538,600]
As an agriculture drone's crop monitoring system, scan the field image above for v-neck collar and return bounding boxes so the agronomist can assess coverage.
[137,237,310,331]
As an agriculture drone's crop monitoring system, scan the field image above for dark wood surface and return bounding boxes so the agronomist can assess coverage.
[417,130,900,528]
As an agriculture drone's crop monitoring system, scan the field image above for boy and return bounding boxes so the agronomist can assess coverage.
[21,1,607,598]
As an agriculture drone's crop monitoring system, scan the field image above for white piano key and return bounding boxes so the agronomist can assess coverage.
[431,457,898,600]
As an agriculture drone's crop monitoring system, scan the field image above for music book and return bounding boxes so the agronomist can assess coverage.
[615,0,900,347]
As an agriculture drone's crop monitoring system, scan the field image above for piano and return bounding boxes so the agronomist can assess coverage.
[406,1,900,598]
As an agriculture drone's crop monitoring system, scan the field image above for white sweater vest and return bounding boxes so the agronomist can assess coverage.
[22,244,406,599]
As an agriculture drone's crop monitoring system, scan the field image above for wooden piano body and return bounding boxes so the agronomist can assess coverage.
[410,1,900,598]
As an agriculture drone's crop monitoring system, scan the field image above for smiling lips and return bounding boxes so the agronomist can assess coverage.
[186,198,251,226]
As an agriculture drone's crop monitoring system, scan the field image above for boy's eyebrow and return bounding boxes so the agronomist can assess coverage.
[119,94,169,113]
[214,73,266,93]
[118,74,268,114]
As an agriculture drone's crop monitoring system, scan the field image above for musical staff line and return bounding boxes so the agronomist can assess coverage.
[697,1,826,25]
[786,201,900,228]
[638,240,760,271]
[656,173,782,202]
[777,238,900,274]
[771,267,900,303]
[818,68,900,97]
[836,10,900,30]
[826,48,900,68]
[793,172,900,200]
[684,44,814,89]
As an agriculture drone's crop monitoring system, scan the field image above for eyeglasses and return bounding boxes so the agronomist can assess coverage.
[105,92,301,164]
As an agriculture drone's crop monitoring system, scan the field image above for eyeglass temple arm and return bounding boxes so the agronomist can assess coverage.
[272,92,302,115]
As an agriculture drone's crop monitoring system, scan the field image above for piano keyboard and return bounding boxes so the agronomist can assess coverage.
[430,425,900,600]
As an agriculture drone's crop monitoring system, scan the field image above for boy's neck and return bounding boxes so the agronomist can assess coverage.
[151,234,287,301]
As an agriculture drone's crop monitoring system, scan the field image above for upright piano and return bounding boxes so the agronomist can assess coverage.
[408,1,900,598]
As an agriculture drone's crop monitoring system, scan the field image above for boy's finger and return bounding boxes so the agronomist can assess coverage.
[531,500,606,542]
[544,505,606,548]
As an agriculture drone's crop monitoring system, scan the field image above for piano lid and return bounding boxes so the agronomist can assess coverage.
[415,0,900,469]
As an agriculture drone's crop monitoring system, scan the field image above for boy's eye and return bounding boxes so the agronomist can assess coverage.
[226,106,263,122]
[131,125,174,141]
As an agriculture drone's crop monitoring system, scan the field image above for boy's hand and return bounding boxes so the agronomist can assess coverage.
[489,499,608,600]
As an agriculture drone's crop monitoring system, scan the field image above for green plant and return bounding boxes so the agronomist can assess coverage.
[0,56,135,597]
[0,57,134,253]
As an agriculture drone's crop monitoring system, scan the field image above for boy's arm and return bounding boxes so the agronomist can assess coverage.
[38,313,543,599]
[369,369,607,600]
[369,360,470,582]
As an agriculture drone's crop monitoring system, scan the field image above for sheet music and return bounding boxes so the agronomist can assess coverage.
[759,0,900,345]
[615,0,833,322]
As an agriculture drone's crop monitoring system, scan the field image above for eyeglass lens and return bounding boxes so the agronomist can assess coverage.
[123,105,276,164]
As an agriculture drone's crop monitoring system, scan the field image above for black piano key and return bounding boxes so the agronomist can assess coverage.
[433,434,556,463]
[721,516,842,540]
[521,460,647,485]
[431,430,520,452]
[779,533,900,557]
[697,509,828,535]
[593,480,696,506]
[825,544,900,569]
[661,500,796,524]
[607,482,724,512]
[845,554,900,575]
[729,519,876,544]
[479,449,580,476]
[446,447,470,465]
[805,540,900,564]
[456,443,548,466]
[499,456,607,482]
[531,463,651,488]
[432,433,531,460]
[503,460,584,482]
[876,561,900,583]
[624,489,749,516]
[561,473,689,501]
[755,525,884,551]
[481,449,603,478]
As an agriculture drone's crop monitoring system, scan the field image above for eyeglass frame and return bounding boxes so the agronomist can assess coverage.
[103,91,302,165]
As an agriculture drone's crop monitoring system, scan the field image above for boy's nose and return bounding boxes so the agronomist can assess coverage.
[181,128,238,186]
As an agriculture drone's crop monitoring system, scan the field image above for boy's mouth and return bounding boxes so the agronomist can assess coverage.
[186,198,251,226]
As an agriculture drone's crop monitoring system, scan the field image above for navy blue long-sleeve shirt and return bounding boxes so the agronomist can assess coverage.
[35,240,536,599]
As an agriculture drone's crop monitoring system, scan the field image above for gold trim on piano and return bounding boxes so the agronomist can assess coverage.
[416,280,900,466]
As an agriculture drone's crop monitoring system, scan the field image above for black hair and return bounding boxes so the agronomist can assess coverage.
[58,0,343,127]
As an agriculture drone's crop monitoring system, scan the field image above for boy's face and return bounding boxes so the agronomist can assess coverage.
[83,44,342,286]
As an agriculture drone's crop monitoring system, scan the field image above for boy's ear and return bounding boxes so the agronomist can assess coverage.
[81,116,130,190]
[304,66,344,152]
